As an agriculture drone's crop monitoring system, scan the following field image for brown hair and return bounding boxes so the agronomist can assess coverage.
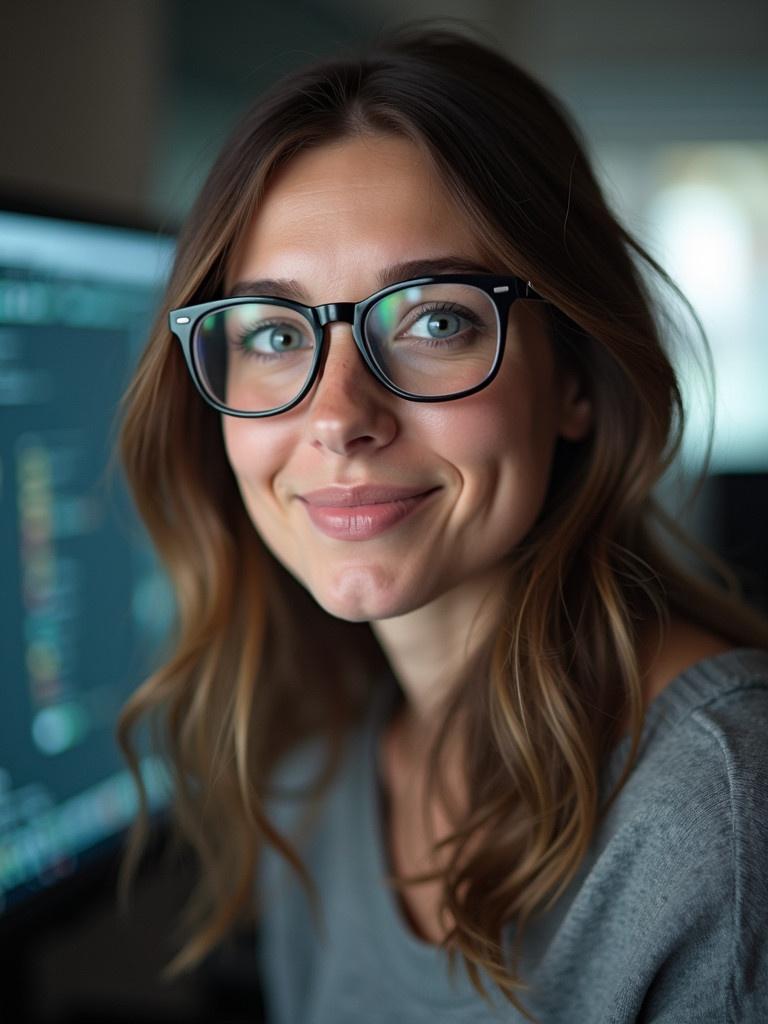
[115,23,768,1021]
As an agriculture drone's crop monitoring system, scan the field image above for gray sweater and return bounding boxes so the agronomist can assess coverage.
[254,647,768,1023]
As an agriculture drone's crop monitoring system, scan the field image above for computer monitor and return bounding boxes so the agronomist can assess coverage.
[0,203,176,926]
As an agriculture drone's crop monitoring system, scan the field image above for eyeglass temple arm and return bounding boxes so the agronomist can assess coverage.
[491,278,544,300]
[524,280,546,300]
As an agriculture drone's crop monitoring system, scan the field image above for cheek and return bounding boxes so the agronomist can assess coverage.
[424,373,550,471]
[221,417,291,510]
[221,417,306,571]
[428,366,561,546]
[222,417,254,481]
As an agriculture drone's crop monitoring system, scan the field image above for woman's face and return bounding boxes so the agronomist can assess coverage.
[223,134,591,622]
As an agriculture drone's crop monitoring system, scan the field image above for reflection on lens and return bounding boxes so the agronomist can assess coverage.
[365,284,499,395]
[193,302,316,412]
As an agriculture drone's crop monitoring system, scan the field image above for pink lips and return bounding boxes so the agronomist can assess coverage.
[298,484,439,540]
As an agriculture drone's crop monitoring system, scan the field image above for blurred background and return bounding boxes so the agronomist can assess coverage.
[1,1,766,1021]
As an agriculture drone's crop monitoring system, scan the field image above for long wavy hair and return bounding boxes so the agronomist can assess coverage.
[115,23,768,1021]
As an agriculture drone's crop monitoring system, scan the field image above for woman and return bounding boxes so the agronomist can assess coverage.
[116,25,768,1024]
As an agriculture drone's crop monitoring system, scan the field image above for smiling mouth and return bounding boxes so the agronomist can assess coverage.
[300,484,439,506]
[297,486,440,540]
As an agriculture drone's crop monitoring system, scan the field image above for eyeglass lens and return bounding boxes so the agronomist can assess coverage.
[192,283,501,413]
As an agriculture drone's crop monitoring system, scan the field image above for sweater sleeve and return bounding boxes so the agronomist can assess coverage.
[634,684,768,1023]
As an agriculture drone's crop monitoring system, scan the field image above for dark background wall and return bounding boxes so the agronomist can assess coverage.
[1,3,766,1022]
[2,0,766,225]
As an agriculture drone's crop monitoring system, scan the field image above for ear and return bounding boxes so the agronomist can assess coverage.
[558,370,592,441]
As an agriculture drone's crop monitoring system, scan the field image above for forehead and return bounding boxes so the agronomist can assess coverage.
[227,134,489,297]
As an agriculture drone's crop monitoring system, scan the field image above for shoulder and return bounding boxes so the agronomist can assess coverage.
[679,651,768,835]
[598,637,768,887]
[659,659,768,835]
[619,638,768,816]
[614,615,760,740]
[638,616,738,707]
[599,645,768,919]
[556,650,768,1020]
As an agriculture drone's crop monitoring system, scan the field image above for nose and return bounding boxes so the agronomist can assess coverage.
[303,322,398,456]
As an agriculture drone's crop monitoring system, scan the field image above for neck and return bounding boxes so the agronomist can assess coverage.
[371,564,507,755]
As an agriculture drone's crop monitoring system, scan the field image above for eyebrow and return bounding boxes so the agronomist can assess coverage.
[227,256,497,303]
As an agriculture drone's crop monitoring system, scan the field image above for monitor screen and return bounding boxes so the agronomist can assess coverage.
[0,207,176,916]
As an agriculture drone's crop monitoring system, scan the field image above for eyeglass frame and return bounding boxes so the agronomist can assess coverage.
[169,273,546,418]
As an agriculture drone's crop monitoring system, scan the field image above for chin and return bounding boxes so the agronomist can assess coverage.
[306,567,429,623]
[311,589,412,624]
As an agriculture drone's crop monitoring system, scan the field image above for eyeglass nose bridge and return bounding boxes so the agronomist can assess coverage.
[311,301,378,386]
[314,302,357,329]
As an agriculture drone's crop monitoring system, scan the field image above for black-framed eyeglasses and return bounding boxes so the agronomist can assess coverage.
[169,273,545,417]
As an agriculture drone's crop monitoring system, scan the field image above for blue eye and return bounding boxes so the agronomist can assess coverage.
[395,303,483,346]
[234,321,314,358]
[422,311,462,339]
[251,325,307,352]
